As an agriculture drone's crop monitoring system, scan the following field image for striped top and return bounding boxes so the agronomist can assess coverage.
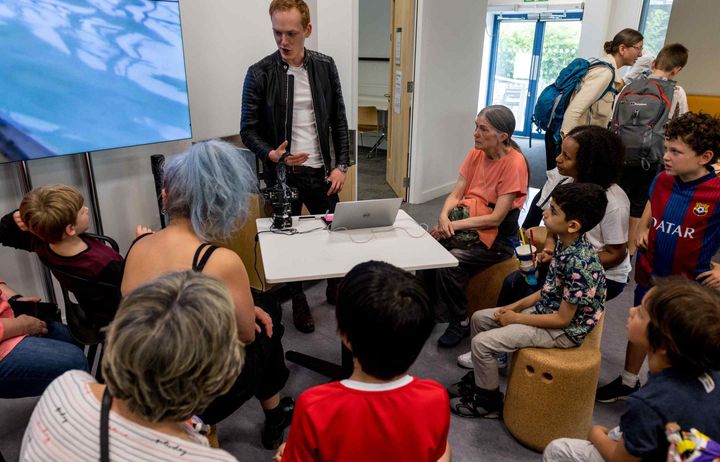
[20,370,237,462]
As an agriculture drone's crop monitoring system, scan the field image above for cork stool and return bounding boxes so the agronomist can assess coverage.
[503,315,606,452]
[465,258,517,316]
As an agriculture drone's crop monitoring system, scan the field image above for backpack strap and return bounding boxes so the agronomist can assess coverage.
[192,243,219,272]
[587,58,618,100]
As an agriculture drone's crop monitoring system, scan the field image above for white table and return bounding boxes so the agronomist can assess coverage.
[256,209,458,377]
[257,209,458,283]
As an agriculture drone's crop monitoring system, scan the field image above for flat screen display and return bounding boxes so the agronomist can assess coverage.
[0,0,191,162]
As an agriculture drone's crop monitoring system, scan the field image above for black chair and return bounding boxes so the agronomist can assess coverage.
[43,233,122,377]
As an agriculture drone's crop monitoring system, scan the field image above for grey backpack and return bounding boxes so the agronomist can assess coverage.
[611,78,676,170]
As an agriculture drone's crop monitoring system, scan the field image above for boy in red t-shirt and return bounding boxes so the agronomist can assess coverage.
[275,261,451,462]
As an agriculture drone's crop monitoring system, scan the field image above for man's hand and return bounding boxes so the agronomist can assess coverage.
[17,314,48,336]
[13,210,29,232]
[268,140,309,166]
[494,308,518,326]
[326,168,346,195]
[254,306,273,337]
[697,262,720,289]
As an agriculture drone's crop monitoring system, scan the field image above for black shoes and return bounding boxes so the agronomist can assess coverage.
[292,294,315,333]
[261,396,295,449]
[446,371,475,398]
[438,321,470,348]
[595,376,640,403]
[449,386,503,419]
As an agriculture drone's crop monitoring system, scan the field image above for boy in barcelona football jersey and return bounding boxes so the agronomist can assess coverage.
[596,111,720,404]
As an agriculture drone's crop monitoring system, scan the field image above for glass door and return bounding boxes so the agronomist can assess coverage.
[486,12,583,138]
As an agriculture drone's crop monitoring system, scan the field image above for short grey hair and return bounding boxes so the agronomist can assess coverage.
[164,139,257,243]
[479,105,516,147]
[102,271,244,423]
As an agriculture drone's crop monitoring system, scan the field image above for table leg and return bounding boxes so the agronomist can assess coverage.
[285,342,353,380]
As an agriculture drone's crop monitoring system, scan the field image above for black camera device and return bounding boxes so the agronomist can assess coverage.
[261,155,299,229]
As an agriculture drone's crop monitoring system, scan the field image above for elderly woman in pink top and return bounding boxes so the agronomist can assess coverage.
[422,105,529,348]
[0,278,87,398]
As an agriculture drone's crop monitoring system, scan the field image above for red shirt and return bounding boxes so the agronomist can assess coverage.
[282,376,449,462]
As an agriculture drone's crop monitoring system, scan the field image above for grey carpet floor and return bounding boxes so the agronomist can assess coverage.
[0,277,640,462]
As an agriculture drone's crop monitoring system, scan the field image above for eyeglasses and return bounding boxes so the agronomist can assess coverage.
[631,44,643,53]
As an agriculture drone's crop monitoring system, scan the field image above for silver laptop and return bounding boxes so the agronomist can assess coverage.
[330,198,402,230]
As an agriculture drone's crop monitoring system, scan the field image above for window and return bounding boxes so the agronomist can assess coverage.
[638,0,674,56]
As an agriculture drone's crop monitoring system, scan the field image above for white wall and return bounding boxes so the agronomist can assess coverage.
[0,0,356,299]
[664,0,720,96]
[409,0,489,204]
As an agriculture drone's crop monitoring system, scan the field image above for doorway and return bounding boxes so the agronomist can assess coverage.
[486,12,583,138]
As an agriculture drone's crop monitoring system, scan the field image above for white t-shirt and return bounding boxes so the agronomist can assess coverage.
[538,170,632,283]
[21,370,237,462]
[288,65,323,168]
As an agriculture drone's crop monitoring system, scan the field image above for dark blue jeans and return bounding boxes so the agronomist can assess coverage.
[0,322,88,398]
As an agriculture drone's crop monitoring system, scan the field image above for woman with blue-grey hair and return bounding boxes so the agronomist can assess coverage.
[121,139,293,450]
[422,105,529,348]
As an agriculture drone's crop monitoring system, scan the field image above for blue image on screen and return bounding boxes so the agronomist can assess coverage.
[0,0,192,161]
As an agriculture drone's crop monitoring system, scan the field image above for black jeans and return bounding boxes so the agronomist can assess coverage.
[200,322,289,424]
[421,239,514,323]
[286,169,340,297]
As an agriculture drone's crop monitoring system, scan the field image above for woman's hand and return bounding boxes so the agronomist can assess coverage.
[254,306,273,338]
[17,315,47,336]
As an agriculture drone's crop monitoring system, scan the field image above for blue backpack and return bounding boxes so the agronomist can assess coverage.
[532,58,617,144]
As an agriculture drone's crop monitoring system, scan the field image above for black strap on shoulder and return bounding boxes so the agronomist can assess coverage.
[100,387,113,462]
[192,243,219,272]
[538,177,571,209]
[125,232,153,259]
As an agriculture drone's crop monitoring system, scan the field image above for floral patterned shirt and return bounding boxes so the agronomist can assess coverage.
[533,234,606,344]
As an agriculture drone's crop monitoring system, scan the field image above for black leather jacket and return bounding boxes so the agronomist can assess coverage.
[241,49,350,186]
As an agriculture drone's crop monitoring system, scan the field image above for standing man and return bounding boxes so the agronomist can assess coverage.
[241,0,351,334]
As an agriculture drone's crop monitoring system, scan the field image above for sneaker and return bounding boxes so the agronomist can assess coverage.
[447,371,475,398]
[261,397,295,449]
[596,376,640,403]
[292,294,315,333]
[450,388,503,419]
[438,322,470,348]
[457,351,473,369]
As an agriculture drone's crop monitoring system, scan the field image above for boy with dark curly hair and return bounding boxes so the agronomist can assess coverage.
[545,278,720,461]
[597,111,720,403]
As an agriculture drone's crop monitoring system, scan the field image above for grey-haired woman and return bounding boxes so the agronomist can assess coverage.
[423,105,529,348]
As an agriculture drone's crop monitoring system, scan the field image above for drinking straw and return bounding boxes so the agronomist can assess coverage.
[529,229,536,266]
[519,228,527,246]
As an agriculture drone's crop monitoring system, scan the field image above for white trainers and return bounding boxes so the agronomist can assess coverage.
[457,351,473,369]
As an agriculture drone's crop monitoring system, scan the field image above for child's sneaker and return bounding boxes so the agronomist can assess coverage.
[446,371,478,398]
[450,388,503,419]
[457,351,472,369]
[595,376,640,403]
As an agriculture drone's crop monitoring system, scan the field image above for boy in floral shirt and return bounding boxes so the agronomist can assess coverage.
[448,183,607,418]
